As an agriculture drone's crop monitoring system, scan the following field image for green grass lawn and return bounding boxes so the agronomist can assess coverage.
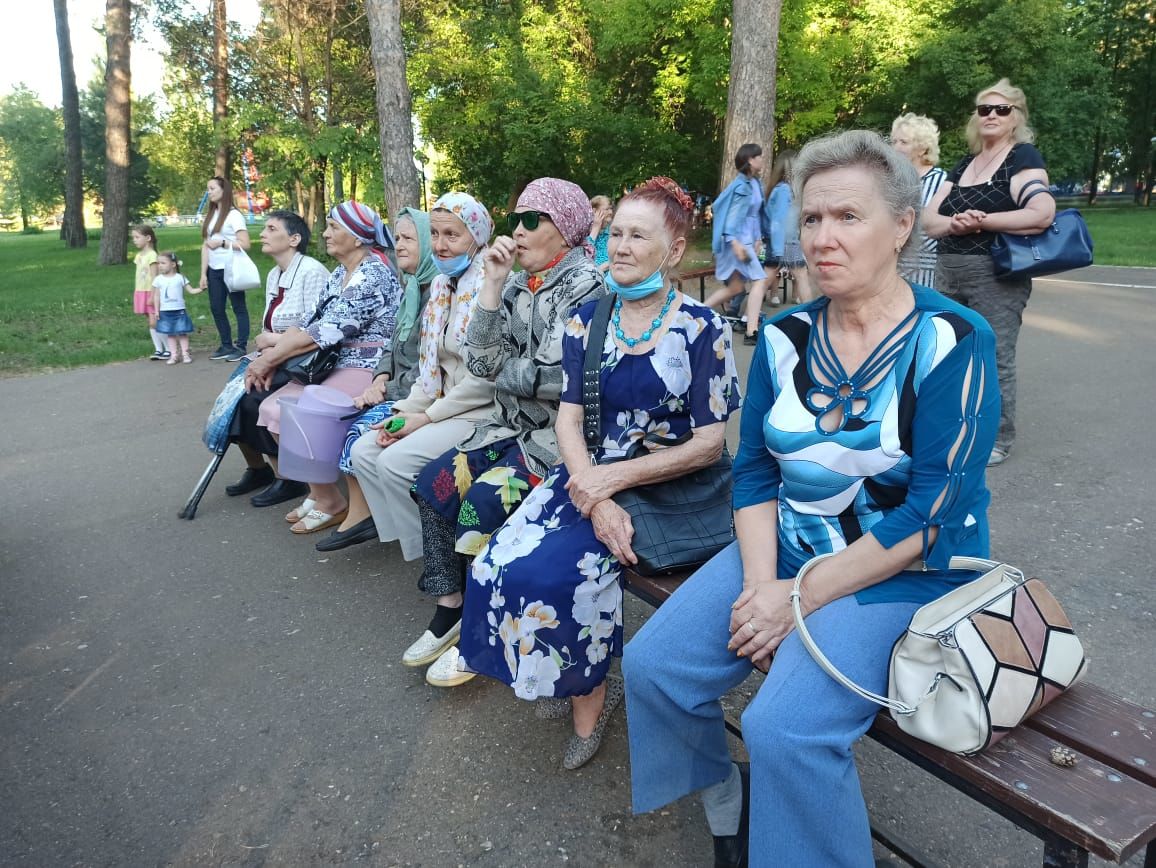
[0,225,271,376]
[0,204,1151,375]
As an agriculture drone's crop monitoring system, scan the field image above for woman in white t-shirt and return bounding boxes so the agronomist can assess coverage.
[199,175,252,361]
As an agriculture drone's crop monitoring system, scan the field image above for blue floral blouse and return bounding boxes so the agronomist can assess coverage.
[560,295,743,458]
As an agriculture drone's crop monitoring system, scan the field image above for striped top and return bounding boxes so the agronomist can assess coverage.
[735,286,1000,604]
[902,166,947,290]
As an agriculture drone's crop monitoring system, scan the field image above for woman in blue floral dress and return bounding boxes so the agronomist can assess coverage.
[426,178,742,770]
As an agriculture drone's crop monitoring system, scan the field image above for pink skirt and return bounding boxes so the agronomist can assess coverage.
[133,290,155,315]
[257,367,373,435]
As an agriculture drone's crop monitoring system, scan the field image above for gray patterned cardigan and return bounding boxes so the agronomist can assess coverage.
[460,247,606,476]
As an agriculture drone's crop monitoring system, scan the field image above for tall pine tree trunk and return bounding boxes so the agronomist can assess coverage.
[719,0,782,191]
[366,0,420,221]
[212,0,231,178]
[99,0,131,265]
[54,0,86,248]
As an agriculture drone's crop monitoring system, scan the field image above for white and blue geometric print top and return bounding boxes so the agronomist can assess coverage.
[733,284,1000,604]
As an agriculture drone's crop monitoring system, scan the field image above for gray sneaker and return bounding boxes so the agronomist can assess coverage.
[225,345,248,362]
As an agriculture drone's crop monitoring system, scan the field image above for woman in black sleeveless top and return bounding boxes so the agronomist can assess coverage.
[924,78,1055,466]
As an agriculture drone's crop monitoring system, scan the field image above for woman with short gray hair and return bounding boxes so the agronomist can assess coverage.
[624,130,1000,868]
[891,112,947,289]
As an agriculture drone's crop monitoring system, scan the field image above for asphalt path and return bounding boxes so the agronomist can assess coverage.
[1,265,1153,867]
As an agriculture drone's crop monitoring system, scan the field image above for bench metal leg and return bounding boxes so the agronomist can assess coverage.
[1144,840,1155,868]
[1042,836,1088,868]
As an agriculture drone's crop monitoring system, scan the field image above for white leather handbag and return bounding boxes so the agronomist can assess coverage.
[224,245,261,293]
[790,553,1087,755]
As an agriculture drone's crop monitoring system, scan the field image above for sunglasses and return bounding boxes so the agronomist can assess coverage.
[506,210,552,232]
[976,104,1015,117]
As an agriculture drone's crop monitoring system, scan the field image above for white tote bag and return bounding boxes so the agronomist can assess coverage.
[224,246,261,293]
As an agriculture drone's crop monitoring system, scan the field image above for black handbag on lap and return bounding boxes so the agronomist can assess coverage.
[282,294,341,385]
[581,295,734,576]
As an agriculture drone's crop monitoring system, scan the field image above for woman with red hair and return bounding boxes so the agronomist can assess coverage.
[424,178,742,772]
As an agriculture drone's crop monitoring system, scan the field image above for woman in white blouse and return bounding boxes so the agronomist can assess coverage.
[199,176,253,362]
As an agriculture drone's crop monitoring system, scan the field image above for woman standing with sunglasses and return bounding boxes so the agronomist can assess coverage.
[924,78,1055,466]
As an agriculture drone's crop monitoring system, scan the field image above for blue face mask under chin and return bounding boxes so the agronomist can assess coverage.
[606,247,673,301]
[434,247,475,277]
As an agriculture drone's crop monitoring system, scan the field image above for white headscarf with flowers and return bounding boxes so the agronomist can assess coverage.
[415,192,493,399]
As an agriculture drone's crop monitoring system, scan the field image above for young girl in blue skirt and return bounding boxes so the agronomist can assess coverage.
[152,252,201,364]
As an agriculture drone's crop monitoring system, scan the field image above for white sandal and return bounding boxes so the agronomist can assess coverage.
[284,498,317,523]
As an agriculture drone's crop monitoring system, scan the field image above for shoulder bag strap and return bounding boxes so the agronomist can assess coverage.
[582,294,616,453]
[1016,178,1051,209]
[788,553,1003,714]
[305,292,336,328]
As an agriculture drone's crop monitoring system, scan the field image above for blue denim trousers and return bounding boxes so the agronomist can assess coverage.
[206,266,250,349]
[623,541,919,868]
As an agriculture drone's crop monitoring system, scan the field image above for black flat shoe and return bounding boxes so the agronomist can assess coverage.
[713,761,750,868]
[250,478,310,507]
[225,465,275,497]
[743,333,758,346]
[315,517,378,552]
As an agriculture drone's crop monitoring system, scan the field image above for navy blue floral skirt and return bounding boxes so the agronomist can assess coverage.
[410,438,541,557]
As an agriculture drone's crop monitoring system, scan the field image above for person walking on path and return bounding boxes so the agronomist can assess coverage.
[704,144,769,315]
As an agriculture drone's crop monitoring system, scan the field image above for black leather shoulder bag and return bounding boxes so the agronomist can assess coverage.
[581,295,735,576]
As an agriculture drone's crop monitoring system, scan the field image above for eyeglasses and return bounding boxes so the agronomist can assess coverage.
[976,104,1015,118]
[506,210,552,232]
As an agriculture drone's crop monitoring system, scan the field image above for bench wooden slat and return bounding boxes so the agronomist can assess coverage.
[869,713,1156,863]
[1023,681,1156,789]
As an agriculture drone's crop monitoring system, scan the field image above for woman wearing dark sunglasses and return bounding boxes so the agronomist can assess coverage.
[402,178,606,680]
[924,78,1055,467]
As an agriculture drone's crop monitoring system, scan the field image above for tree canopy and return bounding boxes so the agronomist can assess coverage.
[6,0,1152,233]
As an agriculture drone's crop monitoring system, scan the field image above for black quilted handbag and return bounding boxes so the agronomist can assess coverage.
[281,294,341,385]
[581,295,735,576]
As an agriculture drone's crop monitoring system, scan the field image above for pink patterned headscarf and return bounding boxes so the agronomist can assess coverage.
[515,178,594,249]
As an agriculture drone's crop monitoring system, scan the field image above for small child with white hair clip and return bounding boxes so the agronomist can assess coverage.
[152,251,202,364]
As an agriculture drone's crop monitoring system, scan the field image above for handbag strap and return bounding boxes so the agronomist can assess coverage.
[1016,178,1052,209]
[582,294,616,452]
[788,553,1003,715]
[305,292,337,328]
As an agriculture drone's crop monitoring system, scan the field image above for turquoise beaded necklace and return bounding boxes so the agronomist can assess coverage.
[612,287,677,348]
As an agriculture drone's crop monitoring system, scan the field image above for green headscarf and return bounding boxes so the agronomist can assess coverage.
[393,207,439,343]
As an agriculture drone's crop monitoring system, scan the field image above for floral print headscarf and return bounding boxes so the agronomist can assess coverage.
[416,192,493,399]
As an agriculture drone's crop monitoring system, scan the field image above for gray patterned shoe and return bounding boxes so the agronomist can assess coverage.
[562,677,624,770]
[535,697,572,720]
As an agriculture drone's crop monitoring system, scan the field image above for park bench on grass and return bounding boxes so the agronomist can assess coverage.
[623,568,1156,868]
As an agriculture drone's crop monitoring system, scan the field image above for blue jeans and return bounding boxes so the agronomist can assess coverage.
[623,541,919,868]
[206,266,250,349]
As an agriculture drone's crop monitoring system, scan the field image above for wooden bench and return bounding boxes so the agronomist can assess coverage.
[674,265,793,309]
[623,569,1156,868]
[674,266,716,302]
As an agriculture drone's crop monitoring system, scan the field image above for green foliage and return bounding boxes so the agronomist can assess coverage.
[78,77,162,220]
[0,225,264,374]
[0,87,64,230]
